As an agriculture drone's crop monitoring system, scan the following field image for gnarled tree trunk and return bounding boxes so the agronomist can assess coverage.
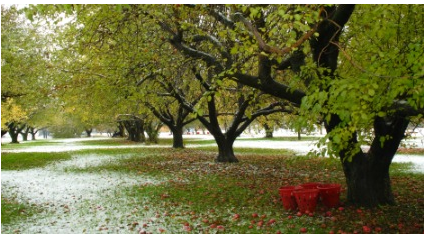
[7,122,25,144]
[214,134,238,163]
[339,116,409,207]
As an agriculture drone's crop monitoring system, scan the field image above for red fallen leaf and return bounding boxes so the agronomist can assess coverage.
[158,228,165,233]
[209,224,217,229]
[233,213,240,219]
[297,212,303,217]
[276,230,282,234]
[362,226,371,233]
[288,215,293,220]
[248,225,253,229]
[257,220,264,227]
[217,225,225,231]
[261,214,267,219]
[300,227,307,233]
[338,207,344,211]
[202,219,209,224]
[268,219,276,225]
[252,213,259,218]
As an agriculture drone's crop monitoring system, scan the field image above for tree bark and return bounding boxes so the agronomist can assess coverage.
[215,134,238,163]
[340,116,409,207]
[9,130,20,143]
[20,126,30,141]
[170,127,184,148]
[263,123,273,138]
[7,122,25,144]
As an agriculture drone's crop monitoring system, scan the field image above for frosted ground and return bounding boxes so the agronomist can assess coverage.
[1,129,423,233]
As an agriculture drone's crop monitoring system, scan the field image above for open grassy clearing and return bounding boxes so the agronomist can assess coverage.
[1,139,424,234]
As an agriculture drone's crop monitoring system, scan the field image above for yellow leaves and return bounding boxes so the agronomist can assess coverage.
[1,98,28,129]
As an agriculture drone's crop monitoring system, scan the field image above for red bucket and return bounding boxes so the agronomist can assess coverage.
[293,189,320,213]
[278,186,299,211]
[300,182,322,189]
[317,184,341,208]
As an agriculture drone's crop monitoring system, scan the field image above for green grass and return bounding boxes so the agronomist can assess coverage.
[1,140,62,148]
[1,152,73,170]
[1,195,41,228]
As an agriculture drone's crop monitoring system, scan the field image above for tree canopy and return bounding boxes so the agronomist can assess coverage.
[4,4,424,208]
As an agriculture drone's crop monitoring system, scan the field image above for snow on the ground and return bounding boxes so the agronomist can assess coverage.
[1,153,162,234]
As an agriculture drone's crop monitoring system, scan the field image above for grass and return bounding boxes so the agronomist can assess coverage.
[1,137,424,234]
[1,152,73,170]
[1,195,41,229]
[1,140,62,149]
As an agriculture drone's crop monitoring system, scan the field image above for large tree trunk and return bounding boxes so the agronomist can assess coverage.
[214,134,238,163]
[8,123,25,144]
[333,116,409,207]
[9,130,20,143]
[171,127,184,148]
[342,152,395,207]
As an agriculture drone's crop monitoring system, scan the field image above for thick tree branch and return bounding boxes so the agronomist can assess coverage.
[207,7,236,29]
[232,72,306,106]
[233,12,318,57]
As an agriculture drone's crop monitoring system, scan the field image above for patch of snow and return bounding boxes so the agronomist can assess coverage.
[1,153,161,234]
[393,154,424,173]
